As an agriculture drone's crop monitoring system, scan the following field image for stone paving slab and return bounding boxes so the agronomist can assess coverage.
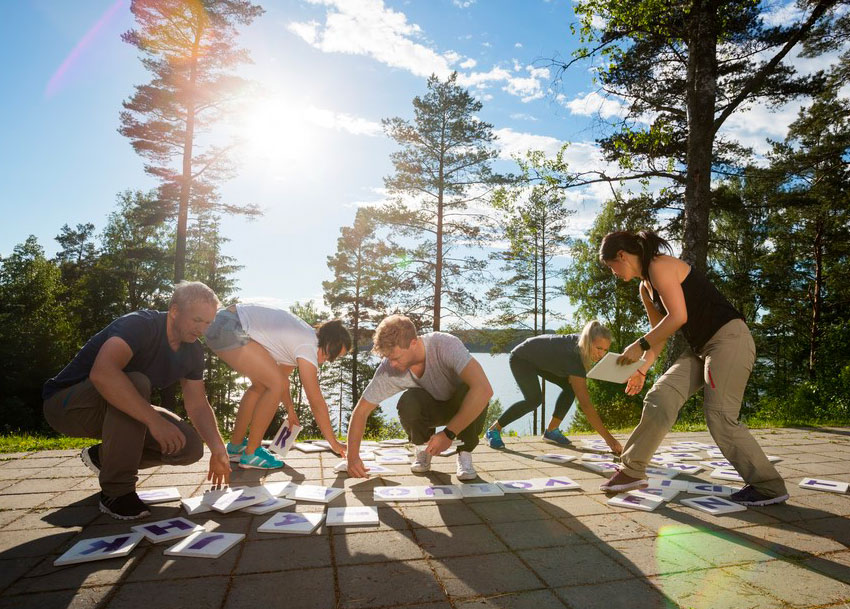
[0,427,848,608]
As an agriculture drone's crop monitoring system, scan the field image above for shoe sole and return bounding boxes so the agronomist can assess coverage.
[732,493,790,506]
[98,502,150,520]
[228,454,243,463]
[600,479,648,492]
[239,462,284,470]
[410,466,431,473]
[542,437,573,447]
[457,472,478,481]
[80,448,100,475]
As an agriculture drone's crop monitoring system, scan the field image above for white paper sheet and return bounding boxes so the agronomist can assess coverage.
[586,352,647,383]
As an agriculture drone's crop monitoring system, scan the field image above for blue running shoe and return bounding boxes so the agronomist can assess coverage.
[485,428,505,449]
[226,439,247,462]
[239,446,284,469]
[542,428,572,446]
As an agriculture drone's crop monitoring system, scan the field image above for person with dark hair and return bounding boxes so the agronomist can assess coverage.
[597,230,788,506]
[42,282,231,520]
[205,303,351,468]
[485,320,622,454]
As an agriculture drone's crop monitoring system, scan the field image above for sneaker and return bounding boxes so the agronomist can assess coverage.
[600,470,648,492]
[485,428,505,449]
[226,440,247,462]
[80,444,101,475]
[729,485,789,506]
[410,446,432,473]
[99,491,151,520]
[542,428,573,446]
[456,451,477,481]
[239,446,284,470]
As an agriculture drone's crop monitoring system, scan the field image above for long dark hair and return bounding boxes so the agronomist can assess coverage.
[598,230,672,278]
[316,319,352,362]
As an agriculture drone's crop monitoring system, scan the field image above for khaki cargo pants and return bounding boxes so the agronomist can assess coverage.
[620,319,787,498]
[43,372,204,497]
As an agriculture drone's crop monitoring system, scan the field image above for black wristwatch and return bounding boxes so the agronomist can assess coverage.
[639,336,651,351]
[443,428,457,441]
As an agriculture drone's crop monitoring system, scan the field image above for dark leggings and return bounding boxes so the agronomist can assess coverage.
[497,354,576,428]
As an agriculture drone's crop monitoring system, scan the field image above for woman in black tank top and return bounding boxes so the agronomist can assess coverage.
[591,230,788,506]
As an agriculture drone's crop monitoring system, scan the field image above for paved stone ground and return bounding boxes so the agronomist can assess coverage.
[0,428,848,609]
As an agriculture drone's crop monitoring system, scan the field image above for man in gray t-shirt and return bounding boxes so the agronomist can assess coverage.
[347,315,492,481]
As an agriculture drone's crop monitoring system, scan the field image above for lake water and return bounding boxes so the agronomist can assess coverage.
[377,352,578,436]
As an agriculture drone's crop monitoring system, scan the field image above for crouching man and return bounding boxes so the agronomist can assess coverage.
[43,282,231,519]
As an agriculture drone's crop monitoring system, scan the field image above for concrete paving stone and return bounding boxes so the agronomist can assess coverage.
[531,494,609,518]
[3,477,87,494]
[338,559,446,608]
[555,577,675,609]
[797,516,850,547]
[619,511,705,537]
[236,536,331,574]
[492,518,588,551]
[801,550,850,584]
[727,559,850,607]
[670,502,782,529]
[0,491,53,510]
[598,535,713,577]
[7,552,140,594]
[570,513,656,543]
[467,497,552,525]
[433,552,546,599]
[137,472,206,487]
[0,556,41,592]
[225,569,337,609]
[518,544,634,588]
[2,506,101,530]
[0,527,79,559]
[36,490,99,508]
[0,585,110,609]
[456,588,567,609]
[756,500,825,523]
[0,510,27,529]
[792,492,850,517]
[106,575,230,609]
[0,452,33,461]
[16,457,74,469]
[795,462,850,476]
[648,567,786,609]
[334,528,424,564]
[403,503,484,528]
[124,542,240,581]
[740,522,847,558]
[415,524,509,558]
[664,529,780,567]
[71,478,103,491]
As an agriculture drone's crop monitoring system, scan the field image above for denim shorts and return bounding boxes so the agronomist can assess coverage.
[204,308,251,352]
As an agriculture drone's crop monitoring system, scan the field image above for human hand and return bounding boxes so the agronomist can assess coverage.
[287,411,300,429]
[150,418,187,455]
[425,431,453,456]
[331,439,347,459]
[617,341,644,365]
[607,437,623,456]
[624,371,646,396]
[346,455,369,478]
[207,451,231,488]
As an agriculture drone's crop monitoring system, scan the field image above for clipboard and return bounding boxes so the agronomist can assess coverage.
[586,352,646,384]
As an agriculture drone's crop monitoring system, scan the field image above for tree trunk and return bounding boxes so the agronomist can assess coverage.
[809,216,824,379]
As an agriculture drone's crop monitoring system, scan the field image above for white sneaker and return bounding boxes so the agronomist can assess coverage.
[411,446,432,473]
[456,451,477,481]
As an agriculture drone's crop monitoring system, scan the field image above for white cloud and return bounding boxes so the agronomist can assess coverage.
[452,0,476,7]
[493,127,563,159]
[459,58,477,69]
[515,42,523,48]
[561,90,627,119]
[288,0,454,78]
[305,106,383,136]
[760,1,804,27]
[509,112,538,121]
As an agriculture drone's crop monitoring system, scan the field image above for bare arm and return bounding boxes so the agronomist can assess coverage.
[181,378,230,486]
[425,357,493,456]
[298,359,346,456]
[89,337,185,454]
[570,376,621,454]
[345,397,379,478]
[278,364,297,424]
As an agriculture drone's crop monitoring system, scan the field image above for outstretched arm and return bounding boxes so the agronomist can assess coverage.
[182,378,230,487]
[569,375,622,455]
[298,359,346,457]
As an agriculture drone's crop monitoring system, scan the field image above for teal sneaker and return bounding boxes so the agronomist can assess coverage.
[485,428,505,449]
[239,446,284,470]
[226,440,247,462]
[542,428,572,446]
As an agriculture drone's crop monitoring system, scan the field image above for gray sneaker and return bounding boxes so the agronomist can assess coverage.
[410,446,432,473]
[729,485,789,506]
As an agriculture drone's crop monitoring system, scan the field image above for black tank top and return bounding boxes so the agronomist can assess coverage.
[648,266,743,352]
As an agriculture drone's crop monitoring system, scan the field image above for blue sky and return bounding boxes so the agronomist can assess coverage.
[1,0,843,323]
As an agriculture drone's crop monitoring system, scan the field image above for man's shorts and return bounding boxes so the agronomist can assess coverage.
[204,308,251,352]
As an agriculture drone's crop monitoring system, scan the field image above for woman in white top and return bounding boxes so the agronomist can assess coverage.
[205,303,350,469]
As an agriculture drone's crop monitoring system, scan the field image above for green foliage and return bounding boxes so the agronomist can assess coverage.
[483,398,504,433]
[0,434,97,454]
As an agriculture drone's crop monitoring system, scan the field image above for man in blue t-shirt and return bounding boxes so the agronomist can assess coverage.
[43,282,231,520]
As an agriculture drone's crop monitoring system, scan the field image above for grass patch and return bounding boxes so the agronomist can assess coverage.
[0,434,95,454]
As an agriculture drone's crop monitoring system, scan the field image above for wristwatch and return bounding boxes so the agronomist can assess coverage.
[443,428,457,441]
[639,336,651,351]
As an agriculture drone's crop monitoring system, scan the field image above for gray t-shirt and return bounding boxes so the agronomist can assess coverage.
[361,332,472,404]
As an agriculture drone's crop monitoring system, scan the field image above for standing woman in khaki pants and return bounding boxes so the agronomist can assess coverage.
[596,230,788,506]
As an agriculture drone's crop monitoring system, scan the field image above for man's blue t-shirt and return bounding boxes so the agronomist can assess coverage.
[42,310,205,400]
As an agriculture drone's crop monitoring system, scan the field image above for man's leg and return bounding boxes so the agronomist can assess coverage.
[397,388,440,445]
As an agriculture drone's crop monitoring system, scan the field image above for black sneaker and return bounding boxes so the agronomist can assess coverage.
[729,485,789,506]
[98,491,151,520]
[80,444,101,474]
